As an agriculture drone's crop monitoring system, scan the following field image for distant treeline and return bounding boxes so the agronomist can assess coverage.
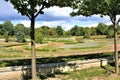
[0,20,120,42]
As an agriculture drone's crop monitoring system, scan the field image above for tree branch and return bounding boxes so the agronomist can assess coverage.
[34,1,45,18]
[26,13,31,19]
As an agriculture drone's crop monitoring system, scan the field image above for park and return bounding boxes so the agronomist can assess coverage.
[0,0,120,80]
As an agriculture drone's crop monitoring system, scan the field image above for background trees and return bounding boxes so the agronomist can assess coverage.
[0,20,119,39]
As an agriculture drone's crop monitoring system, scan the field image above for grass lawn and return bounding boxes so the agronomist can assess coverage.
[46,64,120,80]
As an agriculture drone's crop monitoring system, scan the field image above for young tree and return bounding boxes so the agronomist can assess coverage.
[56,26,64,36]
[4,31,9,42]
[3,20,14,36]
[41,26,50,37]
[96,23,108,35]
[71,0,120,74]
[16,31,26,43]
[49,27,57,37]
[35,28,44,44]
[5,0,73,79]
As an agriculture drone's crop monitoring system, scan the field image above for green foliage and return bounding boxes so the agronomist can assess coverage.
[83,33,90,39]
[41,26,50,37]
[106,30,114,38]
[0,24,4,35]
[35,28,44,44]
[56,26,64,36]
[14,23,29,36]
[2,20,14,36]
[16,31,26,43]
[5,0,72,18]
[49,27,57,37]
[70,26,92,36]
[83,28,91,39]
[4,32,9,42]
[96,23,108,35]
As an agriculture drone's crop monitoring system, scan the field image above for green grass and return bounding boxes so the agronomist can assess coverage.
[51,64,120,80]
[61,41,112,49]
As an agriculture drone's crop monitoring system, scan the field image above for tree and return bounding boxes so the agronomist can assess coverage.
[49,27,57,37]
[41,26,50,37]
[83,28,91,39]
[106,25,114,38]
[3,20,14,36]
[56,26,64,36]
[14,24,28,41]
[70,25,78,36]
[90,27,97,35]
[14,24,26,34]
[96,23,108,35]
[83,33,90,39]
[5,0,72,79]
[106,30,114,38]
[70,25,84,36]
[4,31,9,42]
[71,0,120,74]
[0,24,4,35]
[35,28,44,43]
[16,31,26,43]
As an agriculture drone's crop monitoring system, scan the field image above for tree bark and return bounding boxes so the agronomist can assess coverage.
[114,22,119,74]
[30,16,37,80]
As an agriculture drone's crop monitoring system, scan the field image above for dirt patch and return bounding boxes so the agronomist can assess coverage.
[48,42,65,47]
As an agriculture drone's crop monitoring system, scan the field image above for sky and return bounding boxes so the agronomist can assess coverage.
[0,0,117,31]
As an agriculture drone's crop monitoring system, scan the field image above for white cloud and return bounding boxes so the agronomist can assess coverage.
[20,20,41,28]
[44,6,72,17]
[41,20,73,31]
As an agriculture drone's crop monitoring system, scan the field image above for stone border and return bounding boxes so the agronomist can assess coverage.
[0,59,107,80]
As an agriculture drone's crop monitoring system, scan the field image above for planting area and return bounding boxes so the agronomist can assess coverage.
[0,36,120,59]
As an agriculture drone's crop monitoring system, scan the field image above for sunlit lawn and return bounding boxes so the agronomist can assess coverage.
[46,64,120,80]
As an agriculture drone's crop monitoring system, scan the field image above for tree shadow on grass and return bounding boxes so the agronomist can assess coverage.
[101,66,114,75]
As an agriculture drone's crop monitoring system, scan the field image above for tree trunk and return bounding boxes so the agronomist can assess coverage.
[30,17,37,80]
[114,22,119,74]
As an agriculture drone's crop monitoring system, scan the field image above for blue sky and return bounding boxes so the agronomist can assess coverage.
[0,0,115,30]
